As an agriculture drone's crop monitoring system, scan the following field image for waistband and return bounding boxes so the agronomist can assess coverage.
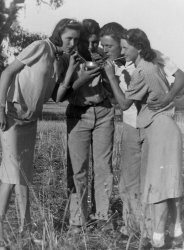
[68,98,112,108]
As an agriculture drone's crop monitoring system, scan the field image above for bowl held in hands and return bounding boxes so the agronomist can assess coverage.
[84,61,98,70]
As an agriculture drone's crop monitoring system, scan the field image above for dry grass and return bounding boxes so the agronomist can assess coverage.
[2,119,141,250]
[2,108,183,249]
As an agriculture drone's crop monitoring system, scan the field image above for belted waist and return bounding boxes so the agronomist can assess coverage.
[68,98,112,108]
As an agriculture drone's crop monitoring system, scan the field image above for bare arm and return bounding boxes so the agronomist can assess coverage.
[103,60,133,110]
[56,64,101,102]
[0,59,25,130]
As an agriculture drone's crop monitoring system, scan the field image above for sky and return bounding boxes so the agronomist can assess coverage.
[18,0,184,70]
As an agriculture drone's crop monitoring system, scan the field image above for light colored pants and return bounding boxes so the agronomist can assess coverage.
[119,123,148,234]
[66,103,114,225]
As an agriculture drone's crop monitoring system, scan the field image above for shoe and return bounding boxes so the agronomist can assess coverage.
[88,214,96,222]
[68,225,82,235]
[87,214,98,227]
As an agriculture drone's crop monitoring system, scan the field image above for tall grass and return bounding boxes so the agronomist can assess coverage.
[3,120,139,250]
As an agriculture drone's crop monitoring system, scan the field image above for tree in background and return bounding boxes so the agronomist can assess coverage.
[0,0,20,45]
[0,0,63,46]
[9,23,47,50]
[0,0,63,71]
[1,23,46,66]
[0,0,22,71]
[36,0,63,9]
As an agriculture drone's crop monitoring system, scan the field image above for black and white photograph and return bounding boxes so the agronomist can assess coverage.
[0,0,184,249]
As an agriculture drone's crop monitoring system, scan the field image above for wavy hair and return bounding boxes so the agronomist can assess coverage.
[81,19,100,38]
[100,22,127,43]
[78,19,100,61]
[49,18,81,47]
[122,28,156,62]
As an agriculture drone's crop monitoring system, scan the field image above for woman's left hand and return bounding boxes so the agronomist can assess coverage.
[103,60,116,79]
[68,52,80,72]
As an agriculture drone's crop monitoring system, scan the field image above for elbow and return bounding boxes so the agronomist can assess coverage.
[119,101,132,111]
[120,104,130,111]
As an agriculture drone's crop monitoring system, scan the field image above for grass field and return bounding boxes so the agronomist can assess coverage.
[2,101,182,249]
[1,101,132,250]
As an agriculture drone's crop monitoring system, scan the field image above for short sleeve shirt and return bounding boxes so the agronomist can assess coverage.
[7,39,59,121]
[118,51,178,127]
[125,59,174,128]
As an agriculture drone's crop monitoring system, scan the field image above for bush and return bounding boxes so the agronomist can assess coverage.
[9,23,47,51]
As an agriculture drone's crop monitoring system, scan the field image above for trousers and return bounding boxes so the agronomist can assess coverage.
[66,102,114,225]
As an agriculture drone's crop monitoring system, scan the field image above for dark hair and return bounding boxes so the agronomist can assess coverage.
[81,19,100,37]
[122,28,156,62]
[100,22,127,43]
[78,19,100,61]
[49,18,81,47]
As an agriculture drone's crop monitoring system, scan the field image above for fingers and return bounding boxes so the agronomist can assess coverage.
[147,99,159,104]
[90,67,101,73]
[90,72,101,78]
[70,52,80,62]
[147,103,162,111]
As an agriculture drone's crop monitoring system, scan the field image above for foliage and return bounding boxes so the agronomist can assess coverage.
[0,0,63,47]
[1,115,134,249]
[36,0,63,9]
[0,0,20,46]
[9,23,47,50]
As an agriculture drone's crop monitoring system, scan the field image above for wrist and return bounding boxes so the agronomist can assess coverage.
[108,75,118,83]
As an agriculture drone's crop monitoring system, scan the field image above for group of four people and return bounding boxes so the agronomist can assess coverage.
[0,17,184,249]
